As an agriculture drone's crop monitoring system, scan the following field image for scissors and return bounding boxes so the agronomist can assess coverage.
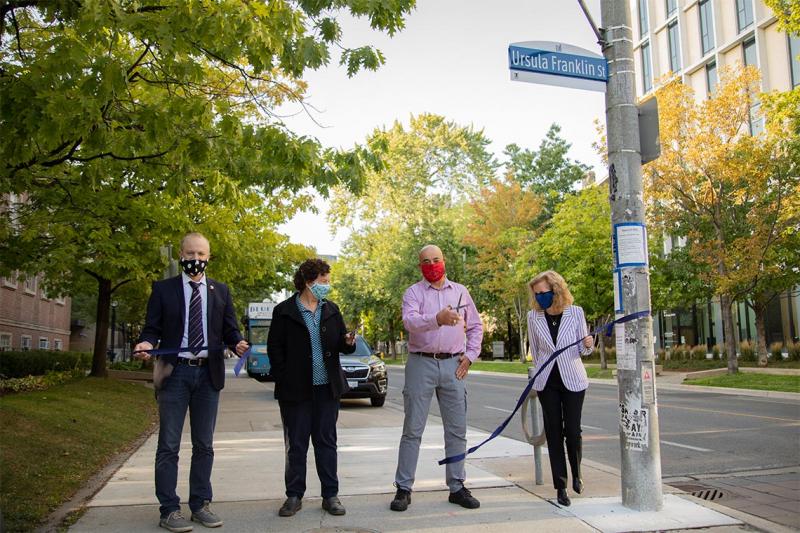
[453,293,468,312]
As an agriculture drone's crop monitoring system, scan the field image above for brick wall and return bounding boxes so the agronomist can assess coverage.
[0,273,71,351]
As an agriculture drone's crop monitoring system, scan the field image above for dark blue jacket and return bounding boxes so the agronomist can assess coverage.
[139,275,243,391]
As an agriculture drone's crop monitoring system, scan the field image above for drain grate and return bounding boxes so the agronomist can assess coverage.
[670,482,725,501]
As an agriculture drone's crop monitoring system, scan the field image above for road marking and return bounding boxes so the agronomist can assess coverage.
[485,406,513,413]
[660,440,712,452]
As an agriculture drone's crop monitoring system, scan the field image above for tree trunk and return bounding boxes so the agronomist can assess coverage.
[514,296,527,363]
[599,320,607,370]
[388,320,398,359]
[506,310,513,361]
[91,277,111,378]
[752,299,769,367]
[719,293,739,374]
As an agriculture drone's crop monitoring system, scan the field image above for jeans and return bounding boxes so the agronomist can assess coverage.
[279,384,340,498]
[155,363,219,517]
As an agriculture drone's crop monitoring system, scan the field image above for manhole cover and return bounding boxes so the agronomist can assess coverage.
[304,528,381,533]
[670,482,725,501]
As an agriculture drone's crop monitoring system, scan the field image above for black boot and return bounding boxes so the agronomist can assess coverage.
[556,488,571,507]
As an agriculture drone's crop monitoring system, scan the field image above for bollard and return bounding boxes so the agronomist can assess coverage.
[521,366,546,485]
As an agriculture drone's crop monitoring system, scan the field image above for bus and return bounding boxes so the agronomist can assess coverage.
[244,301,277,382]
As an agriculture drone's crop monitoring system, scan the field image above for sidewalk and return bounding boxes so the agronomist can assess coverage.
[68,360,792,532]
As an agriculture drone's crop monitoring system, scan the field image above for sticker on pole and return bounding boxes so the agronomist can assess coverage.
[641,363,656,404]
[615,323,636,370]
[614,222,648,268]
[620,402,649,451]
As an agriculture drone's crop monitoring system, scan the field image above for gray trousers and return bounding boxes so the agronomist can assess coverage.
[394,353,467,493]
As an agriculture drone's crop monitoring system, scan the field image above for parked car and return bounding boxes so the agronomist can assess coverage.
[340,335,388,407]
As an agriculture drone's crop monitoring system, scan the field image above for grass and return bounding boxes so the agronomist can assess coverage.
[0,377,158,532]
[684,372,800,393]
[383,358,615,379]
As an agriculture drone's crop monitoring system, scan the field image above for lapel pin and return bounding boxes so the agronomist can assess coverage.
[209,284,214,290]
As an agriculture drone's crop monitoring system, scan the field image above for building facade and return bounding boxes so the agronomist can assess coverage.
[0,273,71,352]
[630,0,799,350]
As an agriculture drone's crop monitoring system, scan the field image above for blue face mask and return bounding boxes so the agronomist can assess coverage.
[309,283,331,301]
[535,290,554,310]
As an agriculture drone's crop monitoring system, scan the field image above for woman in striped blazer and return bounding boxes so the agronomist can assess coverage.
[527,270,594,507]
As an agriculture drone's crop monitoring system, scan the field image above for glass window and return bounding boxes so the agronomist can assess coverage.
[743,38,757,67]
[705,61,718,95]
[641,41,653,93]
[736,0,754,33]
[668,21,681,72]
[666,0,678,17]
[699,0,715,55]
[54,339,63,351]
[23,275,36,294]
[749,101,764,136]
[39,337,49,350]
[638,0,649,37]
[21,335,31,351]
[0,334,11,351]
[790,35,800,88]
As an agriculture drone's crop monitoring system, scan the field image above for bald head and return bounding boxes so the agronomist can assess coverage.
[180,232,210,259]
[418,244,443,263]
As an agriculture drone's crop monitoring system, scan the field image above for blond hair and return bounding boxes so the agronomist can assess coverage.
[528,270,574,312]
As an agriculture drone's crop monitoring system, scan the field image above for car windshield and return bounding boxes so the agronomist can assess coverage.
[342,336,372,357]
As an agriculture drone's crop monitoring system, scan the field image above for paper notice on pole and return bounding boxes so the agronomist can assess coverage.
[620,401,649,451]
[613,269,623,313]
[614,223,648,267]
[615,323,636,370]
[641,363,655,404]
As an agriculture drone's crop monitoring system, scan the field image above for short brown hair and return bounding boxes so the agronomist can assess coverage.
[528,270,574,311]
[293,258,331,292]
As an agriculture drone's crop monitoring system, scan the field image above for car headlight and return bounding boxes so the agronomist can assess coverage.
[371,362,386,372]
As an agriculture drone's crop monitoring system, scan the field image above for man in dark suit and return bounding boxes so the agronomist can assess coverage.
[134,232,248,532]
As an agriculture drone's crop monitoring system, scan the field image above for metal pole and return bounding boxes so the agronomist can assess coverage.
[600,0,663,511]
[532,406,543,486]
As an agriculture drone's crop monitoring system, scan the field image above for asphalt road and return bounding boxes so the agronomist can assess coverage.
[384,366,800,478]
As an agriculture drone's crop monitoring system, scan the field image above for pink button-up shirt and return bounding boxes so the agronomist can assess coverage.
[402,278,483,361]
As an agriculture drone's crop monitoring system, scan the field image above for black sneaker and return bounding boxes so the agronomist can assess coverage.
[390,488,411,511]
[448,487,480,509]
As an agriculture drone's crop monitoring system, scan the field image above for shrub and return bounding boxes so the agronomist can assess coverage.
[739,340,756,362]
[0,369,84,394]
[712,344,721,360]
[671,345,689,360]
[691,345,708,360]
[769,342,784,361]
[788,341,800,361]
[0,350,91,378]
[656,348,666,361]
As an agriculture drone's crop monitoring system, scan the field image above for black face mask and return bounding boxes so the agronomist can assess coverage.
[179,258,208,277]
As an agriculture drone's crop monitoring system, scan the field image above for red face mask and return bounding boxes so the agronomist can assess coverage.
[420,261,446,283]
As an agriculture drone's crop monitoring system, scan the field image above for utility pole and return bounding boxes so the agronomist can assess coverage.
[599,0,663,511]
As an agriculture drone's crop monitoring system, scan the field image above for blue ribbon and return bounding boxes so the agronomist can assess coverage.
[131,345,251,376]
[438,309,650,466]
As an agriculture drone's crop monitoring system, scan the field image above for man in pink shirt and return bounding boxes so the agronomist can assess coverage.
[390,244,484,512]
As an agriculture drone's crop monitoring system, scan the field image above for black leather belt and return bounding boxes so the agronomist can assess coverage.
[414,352,462,360]
[177,357,208,366]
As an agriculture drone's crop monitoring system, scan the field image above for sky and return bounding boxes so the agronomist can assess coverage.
[277,0,606,256]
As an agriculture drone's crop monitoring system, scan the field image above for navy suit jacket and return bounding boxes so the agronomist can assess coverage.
[139,275,243,391]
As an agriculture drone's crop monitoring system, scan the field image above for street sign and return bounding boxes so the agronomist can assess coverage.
[509,41,608,92]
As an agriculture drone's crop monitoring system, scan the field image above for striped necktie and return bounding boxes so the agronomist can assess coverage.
[188,281,204,355]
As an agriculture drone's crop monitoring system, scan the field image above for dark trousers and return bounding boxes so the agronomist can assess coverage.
[155,363,219,517]
[279,384,340,498]
[538,363,585,490]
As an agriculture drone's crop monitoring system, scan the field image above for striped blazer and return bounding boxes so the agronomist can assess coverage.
[527,305,593,392]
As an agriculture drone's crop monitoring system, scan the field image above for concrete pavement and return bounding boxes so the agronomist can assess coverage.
[68,360,789,532]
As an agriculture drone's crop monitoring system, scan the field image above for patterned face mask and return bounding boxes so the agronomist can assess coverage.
[179,258,208,277]
[309,282,331,301]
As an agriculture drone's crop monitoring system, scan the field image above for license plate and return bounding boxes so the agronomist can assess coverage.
[347,380,358,389]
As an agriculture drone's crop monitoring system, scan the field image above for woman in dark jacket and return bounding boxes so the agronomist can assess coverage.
[267,258,356,518]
